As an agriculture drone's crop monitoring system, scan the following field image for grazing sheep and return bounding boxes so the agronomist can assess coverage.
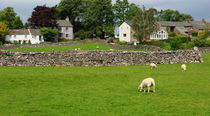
[78,48,81,50]
[150,63,157,69]
[138,77,155,93]
[181,64,187,72]
[96,46,99,49]
[75,48,78,50]
[110,49,113,51]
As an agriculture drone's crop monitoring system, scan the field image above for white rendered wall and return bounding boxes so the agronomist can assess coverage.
[59,26,74,39]
[119,22,131,42]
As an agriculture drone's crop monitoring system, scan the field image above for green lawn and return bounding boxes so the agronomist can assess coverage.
[0,54,210,115]
[5,42,150,52]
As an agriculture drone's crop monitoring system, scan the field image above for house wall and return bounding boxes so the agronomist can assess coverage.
[119,22,131,42]
[5,34,44,44]
[59,26,74,39]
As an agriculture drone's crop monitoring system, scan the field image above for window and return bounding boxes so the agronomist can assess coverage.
[66,34,69,38]
[14,35,16,38]
[25,35,27,38]
[123,34,126,37]
[66,27,68,31]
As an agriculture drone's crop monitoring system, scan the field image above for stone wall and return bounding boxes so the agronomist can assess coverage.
[0,50,202,66]
[198,47,210,53]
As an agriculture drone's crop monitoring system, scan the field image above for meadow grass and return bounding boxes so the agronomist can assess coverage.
[5,42,150,52]
[0,54,210,115]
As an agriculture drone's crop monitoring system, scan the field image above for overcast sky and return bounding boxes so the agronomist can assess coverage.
[0,0,210,23]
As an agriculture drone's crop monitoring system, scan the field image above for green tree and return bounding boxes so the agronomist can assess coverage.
[80,0,114,38]
[40,27,58,42]
[156,9,194,21]
[113,0,141,25]
[56,0,82,25]
[132,6,157,42]
[0,22,9,44]
[0,7,23,29]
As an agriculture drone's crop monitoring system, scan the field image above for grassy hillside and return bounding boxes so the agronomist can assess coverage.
[0,53,210,115]
[5,42,150,52]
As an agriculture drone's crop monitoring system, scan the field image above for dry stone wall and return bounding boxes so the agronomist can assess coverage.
[0,50,202,66]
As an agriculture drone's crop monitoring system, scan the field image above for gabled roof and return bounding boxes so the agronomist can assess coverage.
[125,21,132,26]
[157,21,192,27]
[9,29,29,35]
[9,29,41,35]
[57,20,73,27]
[30,29,42,35]
[190,21,206,30]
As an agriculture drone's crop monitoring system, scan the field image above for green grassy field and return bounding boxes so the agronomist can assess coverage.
[0,53,210,116]
[5,42,150,52]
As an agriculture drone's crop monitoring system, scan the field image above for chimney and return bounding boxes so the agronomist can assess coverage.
[202,18,206,23]
[65,16,70,22]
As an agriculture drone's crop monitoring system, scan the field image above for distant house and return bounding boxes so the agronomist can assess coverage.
[156,19,209,35]
[119,21,168,42]
[119,19,209,43]
[5,29,44,44]
[57,17,74,39]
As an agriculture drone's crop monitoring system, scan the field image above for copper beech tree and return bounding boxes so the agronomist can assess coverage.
[28,5,57,28]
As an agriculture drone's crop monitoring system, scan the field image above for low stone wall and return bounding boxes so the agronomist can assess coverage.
[198,47,210,53]
[0,50,202,66]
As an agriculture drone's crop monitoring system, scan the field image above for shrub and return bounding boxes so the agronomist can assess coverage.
[40,27,58,42]
[73,37,82,41]
[161,42,171,50]
[22,40,27,44]
[198,31,205,36]
[192,32,198,37]
[58,38,69,42]
[117,41,128,45]
[192,38,207,47]
[74,30,92,40]
[168,32,176,37]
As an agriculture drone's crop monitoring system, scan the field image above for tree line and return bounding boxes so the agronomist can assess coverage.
[0,0,195,43]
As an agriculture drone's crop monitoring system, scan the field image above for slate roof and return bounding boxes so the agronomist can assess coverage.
[190,21,206,30]
[30,29,42,35]
[57,20,73,27]
[125,21,132,26]
[9,29,41,35]
[157,21,192,27]
[9,29,29,35]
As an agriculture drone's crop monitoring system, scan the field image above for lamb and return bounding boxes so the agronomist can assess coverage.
[150,63,157,69]
[181,64,187,72]
[138,77,155,93]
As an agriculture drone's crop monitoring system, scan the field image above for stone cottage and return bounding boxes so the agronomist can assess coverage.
[57,17,74,40]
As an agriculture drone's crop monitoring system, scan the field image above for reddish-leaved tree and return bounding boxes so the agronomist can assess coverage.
[28,5,57,28]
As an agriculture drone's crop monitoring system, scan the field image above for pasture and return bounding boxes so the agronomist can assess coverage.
[5,42,150,52]
[0,53,209,115]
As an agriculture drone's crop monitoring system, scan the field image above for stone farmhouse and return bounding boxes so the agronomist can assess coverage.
[5,29,44,44]
[57,17,74,40]
[119,19,209,43]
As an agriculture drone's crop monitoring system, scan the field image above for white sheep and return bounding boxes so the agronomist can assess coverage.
[150,63,157,69]
[138,77,155,93]
[96,46,99,49]
[181,64,187,72]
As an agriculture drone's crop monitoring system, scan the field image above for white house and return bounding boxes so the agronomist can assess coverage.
[119,21,168,42]
[57,17,74,39]
[5,29,44,44]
